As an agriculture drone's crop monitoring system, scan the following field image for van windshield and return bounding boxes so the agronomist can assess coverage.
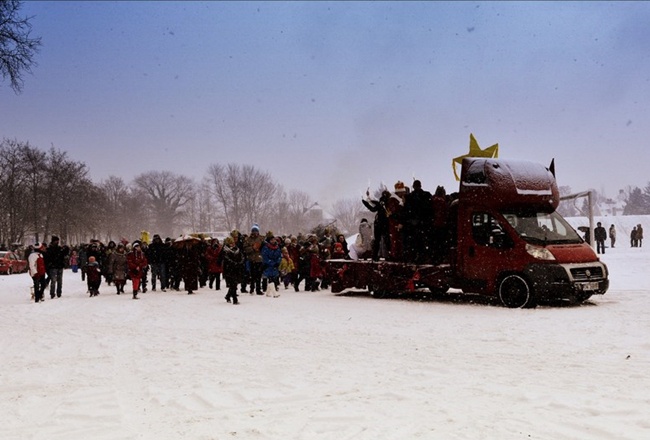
[501,211,583,245]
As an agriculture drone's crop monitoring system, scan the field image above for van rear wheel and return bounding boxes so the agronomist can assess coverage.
[499,275,536,308]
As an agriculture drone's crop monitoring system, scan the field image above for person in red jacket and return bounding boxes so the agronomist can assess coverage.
[28,243,47,303]
[205,238,223,290]
[127,241,148,299]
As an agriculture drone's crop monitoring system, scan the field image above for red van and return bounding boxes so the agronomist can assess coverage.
[327,158,609,308]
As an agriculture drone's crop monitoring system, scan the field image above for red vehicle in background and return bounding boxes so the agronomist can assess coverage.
[327,158,609,308]
[0,250,28,275]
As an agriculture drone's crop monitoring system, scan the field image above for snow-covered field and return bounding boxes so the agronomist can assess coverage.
[1,241,649,439]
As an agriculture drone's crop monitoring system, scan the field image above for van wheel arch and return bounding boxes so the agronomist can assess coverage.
[498,273,537,308]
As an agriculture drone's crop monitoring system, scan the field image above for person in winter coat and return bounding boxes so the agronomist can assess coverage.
[44,235,69,299]
[279,246,295,289]
[609,224,616,249]
[102,241,116,286]
[403,180,434,264]
[386,181,408,261]
[287,237,301,288]
[334,234,349,259]
[147,234,168,292]
[637,224,644,247]
[78,245,88,281]
[177,237,200,294]
[362,189,391,261]
[109,243,128,294]
[431,185,450,264]
[197,238,209,289]
[69,250,79,273]
[243,224,265,295]
[205,238,223,290]
[294,238,312,292]
[220,236,244,304]
[307,235,323,291]
[594,222,607,254]
[85,256,102,297]
[349,218,373,260]
[261,234,282,296]
[28,243,47,303]
[127,241,148,299]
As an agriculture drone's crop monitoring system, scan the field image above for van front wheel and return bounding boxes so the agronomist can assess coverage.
[498,275,536,308]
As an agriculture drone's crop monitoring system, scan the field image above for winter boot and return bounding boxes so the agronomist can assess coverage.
[133,290,139,300]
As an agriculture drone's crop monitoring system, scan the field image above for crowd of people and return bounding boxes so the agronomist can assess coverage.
[590,222,644,254]
[351,180,455,265]
[20,181,645,304]
[24,227,351,305]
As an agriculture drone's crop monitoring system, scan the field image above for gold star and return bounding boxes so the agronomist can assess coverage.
[452,134,499,181]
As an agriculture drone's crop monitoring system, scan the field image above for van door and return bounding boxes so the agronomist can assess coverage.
[458,212,515,292]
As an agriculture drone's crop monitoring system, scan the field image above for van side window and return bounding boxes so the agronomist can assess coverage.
[472,213,509,247]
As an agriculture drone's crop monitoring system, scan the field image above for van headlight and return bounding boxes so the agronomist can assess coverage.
[526,243,556,261]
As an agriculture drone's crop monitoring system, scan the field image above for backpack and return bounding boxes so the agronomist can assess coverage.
[36,254,46,277]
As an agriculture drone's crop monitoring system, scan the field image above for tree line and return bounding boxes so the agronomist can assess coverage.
[0,138,367,246]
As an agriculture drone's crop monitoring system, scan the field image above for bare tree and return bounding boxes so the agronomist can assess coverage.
[133,171,194,237]
[98,175,150,242]
[19,141,47,243]
[0,0,41,93]
[0,138,29,245]
[284,189,316,234]
[206,163,278,232]
[184,181,220,234]
[331,197,367,235]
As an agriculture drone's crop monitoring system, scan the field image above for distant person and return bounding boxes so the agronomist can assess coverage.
[637,224,644,247]
[362,189,391,261]
[609,224,616,248]
[244,224,265,295]
[403,179,433,264]
[220,237,244,304]
[431,185,450,264]
[594,222,607,254]
[28,243,47,303]
[69,250,79,273]
[148,234,168,292]
[205,238,223,291]
[127,241,148,299]
[109,243,128,295]
[261,234,282,296]
[387,181,408,261]
[44,235,69,299]
[631,226,638,247]
[349,218,373,260]
[84,256,102,297]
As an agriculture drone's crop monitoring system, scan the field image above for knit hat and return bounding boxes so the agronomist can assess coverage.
[394,181,406,193]
[251,224,260,233]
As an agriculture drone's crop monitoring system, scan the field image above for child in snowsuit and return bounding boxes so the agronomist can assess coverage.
[261,235,282,297]
[279,246,295,289]
[85,256,102,297]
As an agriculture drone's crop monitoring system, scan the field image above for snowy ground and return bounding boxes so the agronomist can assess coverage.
[1,244,649,440]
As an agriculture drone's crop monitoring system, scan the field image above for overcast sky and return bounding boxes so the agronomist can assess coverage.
[2,1,649,209]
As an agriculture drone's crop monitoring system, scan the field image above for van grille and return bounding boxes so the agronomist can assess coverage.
[570,266,604,281]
